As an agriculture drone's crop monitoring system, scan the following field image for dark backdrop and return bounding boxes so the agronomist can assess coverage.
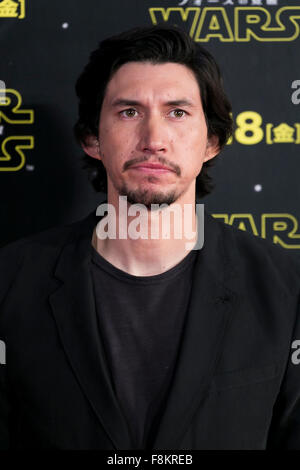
[0,0,299,259]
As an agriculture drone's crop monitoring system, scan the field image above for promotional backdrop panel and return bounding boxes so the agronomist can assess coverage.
[0,0,299,260]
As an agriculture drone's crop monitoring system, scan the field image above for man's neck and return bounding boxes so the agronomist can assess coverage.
[92,192,198,277]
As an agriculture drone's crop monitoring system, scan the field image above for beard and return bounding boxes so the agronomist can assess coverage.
[116,181,180,210]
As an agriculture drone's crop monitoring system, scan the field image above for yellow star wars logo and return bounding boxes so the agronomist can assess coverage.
[213,213,300,249]
[0,0,25,19]
[0,86,34,171]
[149,7,300,42]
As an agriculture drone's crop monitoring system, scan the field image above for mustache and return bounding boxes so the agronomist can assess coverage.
[123,155,181,176]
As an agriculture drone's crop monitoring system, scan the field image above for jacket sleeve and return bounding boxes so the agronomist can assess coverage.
[0,241,25,449]
[267,295,300,449]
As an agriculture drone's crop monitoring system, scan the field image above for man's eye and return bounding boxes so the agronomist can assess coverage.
[170,109,186,118]
[120,108,137,118]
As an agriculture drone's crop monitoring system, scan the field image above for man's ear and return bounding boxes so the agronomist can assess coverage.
[203,135,220,163]
[81,135,101,161]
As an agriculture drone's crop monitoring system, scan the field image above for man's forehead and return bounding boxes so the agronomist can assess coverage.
[104,62,202,105]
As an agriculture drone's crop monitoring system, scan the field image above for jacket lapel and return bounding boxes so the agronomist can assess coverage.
[48,206,133,449]
[152,210,240,449]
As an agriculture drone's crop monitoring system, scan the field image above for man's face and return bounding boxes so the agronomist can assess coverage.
[84,61,219,208]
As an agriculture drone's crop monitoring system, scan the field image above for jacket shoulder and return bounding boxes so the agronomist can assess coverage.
[0,217,83,306]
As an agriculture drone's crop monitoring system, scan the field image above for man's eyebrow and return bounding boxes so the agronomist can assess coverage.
[111,99,141,107]
[110,98,196,108]
[164,99,196,107]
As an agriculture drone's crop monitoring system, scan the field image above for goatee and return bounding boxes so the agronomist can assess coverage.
[118,185,178,210]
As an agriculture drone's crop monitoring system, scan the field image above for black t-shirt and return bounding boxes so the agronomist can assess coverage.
[90,244,197,449]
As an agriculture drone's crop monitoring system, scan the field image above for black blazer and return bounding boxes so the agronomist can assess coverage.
[1,202,300,450]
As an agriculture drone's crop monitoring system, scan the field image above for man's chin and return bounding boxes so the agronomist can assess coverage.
[119,187,178,209]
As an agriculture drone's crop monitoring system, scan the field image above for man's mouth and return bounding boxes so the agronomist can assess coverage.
[130,163,174,173]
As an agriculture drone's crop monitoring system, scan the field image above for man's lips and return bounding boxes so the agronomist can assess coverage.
[130,163,174,173]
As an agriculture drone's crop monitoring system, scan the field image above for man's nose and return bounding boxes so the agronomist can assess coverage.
[138,115,167,154]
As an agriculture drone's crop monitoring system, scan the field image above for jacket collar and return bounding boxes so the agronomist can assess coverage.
[49,196,239,449]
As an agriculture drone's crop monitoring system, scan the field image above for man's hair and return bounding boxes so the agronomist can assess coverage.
[73,25,233,198]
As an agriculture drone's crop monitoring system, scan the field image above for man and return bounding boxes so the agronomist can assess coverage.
[1,25,300,450]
